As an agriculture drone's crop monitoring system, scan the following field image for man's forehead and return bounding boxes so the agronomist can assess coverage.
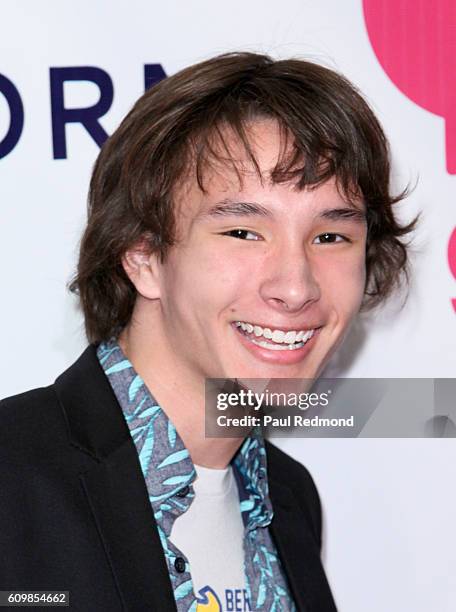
[173,161,267,220]
[179,117,291,197]
[173,120,365,222]
[174,169,365,231]
[175,163,281,221]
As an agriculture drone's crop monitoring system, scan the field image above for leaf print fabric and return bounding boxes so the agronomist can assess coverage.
[98,340,296,611]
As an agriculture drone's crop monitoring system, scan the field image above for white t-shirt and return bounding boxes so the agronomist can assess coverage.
[170,463,251,611]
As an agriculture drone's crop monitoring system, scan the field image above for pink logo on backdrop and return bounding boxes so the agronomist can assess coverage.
[363,0,456,175]
[363,0,456,311]
[449,228,456,311]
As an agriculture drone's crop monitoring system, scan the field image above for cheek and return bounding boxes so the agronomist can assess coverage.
[315,251,366,314]
[200,250,249,287]
[347,252,367,299]
[160,244,251,314]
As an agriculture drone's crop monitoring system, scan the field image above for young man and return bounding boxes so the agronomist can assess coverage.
[0,53,414,611]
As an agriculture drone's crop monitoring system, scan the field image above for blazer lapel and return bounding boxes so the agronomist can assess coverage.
[54,345,177,612]
[269,478,337,612]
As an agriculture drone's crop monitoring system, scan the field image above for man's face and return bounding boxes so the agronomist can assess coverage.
[151,120,367,381]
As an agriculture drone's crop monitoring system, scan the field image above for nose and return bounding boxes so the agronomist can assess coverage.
[259,247,321,314]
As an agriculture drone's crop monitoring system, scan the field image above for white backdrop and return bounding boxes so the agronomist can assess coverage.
[1,1,455,610]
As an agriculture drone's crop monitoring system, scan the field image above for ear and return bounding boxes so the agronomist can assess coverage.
[121,242,162,300]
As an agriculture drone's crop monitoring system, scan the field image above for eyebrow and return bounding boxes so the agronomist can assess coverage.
[200,199,366,223]
[317,207,367,223]
[202,199,272,218]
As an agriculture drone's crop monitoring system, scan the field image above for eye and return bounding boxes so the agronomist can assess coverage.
[313,233,348,244]
[222,229,261,241]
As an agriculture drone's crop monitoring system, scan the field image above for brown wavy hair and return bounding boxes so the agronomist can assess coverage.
[69,52,417,343]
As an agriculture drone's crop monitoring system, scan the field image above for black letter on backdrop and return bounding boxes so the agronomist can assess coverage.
[0,74,24,159]
[144,64,167,91]
[50,66,113,159]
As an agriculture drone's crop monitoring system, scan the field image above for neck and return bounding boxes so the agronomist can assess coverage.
[118,315,244,469]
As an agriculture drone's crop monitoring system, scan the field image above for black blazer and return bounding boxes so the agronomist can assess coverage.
[0,346,337,612]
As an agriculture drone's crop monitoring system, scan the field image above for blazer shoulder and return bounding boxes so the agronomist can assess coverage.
[0,385,67,456]
[266,440,322,545]
[0,384,60,419]
[0,345,99,451]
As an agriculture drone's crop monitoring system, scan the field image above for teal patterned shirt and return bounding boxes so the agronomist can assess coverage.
[97,340,296,612]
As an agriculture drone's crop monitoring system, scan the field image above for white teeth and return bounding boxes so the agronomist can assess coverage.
[272,330,285,343]
[234,321,317,348]
[284,331,296,344]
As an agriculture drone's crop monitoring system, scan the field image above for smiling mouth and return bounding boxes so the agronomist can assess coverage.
[233,321,316,351]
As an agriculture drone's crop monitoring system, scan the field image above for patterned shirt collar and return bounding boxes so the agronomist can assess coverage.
[97,339,273,530]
